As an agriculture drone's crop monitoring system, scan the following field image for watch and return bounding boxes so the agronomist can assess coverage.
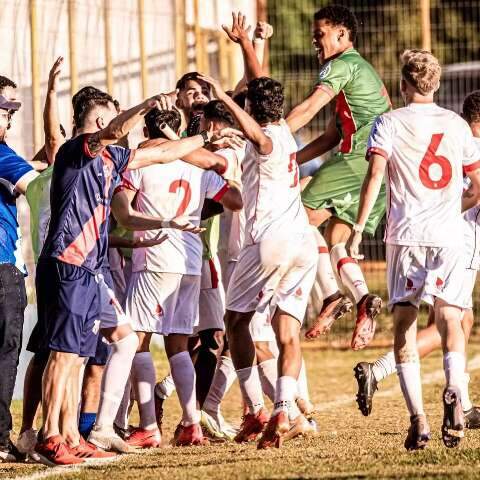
[200,130,210,146]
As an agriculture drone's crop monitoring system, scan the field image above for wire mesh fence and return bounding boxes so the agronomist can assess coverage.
[267,0,480,343]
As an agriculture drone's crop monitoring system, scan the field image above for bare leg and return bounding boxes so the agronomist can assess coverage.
[61,358,84,446]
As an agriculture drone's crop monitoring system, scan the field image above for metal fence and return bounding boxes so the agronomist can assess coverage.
[267,0,480,342]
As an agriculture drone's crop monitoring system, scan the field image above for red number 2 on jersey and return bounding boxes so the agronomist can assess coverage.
[419,133,452,190]
[169,179,192,216]
[288,153,299,188]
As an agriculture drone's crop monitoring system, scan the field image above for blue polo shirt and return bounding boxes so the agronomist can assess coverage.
[0,141,34,272]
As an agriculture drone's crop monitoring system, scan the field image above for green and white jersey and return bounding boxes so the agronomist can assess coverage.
[316,48,391,159]
[25,165,53,263]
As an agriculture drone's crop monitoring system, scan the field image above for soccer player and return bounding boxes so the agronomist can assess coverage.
[196,66,318,449]
[354,90,480,429]
[284,5,391,349]
[118,107,242,447]
[0,75,39,462]
[33,91,223,466]
[347,50,480,450]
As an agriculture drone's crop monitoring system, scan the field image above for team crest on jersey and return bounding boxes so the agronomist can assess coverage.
[406,278,415,291]
[295,287,303,297]
[155,304,164,317]
[318,61,332,80]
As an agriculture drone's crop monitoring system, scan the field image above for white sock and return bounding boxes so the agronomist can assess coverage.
[258,358,277,403]
[460,373,473,411]
[443,351,466,390]
[203,356,237,416]
[312,227,339,299]
[95,333,138,430]
[330,243,368,303]
[396,362,424,417]
[274,376,298,419]
[169,351,201,426]
[297,358,310,402]
[236,366,265,414]
[131,351,157,430]
[372,351,396,382]
[156,374,176,399]
[115,376,132,430]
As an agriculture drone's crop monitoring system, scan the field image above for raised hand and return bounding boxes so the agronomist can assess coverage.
[254,21,273,40]
[210,126,245,146]
[222,11,252,45]
[47,56,64,92]
[197,74,226,100]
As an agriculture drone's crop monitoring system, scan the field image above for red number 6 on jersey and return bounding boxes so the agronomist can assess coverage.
[419,133,452,190]
[169,179,192,216]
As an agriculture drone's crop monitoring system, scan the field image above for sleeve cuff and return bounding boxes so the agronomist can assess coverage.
[212,183,230,202]
[314,84,336,99]
[366,146,389,161]
[14,169,38,192]
[463,160,480,173]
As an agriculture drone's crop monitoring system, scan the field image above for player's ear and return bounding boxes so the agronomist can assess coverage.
[337,27,345,41]
[143,126,148,138]
[96,116,105,130]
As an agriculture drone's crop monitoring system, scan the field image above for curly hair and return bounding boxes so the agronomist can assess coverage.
[400,49,441,96]
[145,107,182,139]
[203,100,235,127]
[72,86,115,128]
[0,75,17,94]
[463,91,480,124]
[246,77,284,124]
[314,5,358,43]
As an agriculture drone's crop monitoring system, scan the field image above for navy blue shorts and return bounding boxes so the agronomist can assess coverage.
[33,259,101,358]
[87,334,111,366]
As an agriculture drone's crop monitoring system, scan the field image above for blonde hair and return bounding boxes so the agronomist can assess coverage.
[400,49,441,95]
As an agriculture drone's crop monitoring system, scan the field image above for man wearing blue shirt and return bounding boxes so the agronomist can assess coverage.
[0,76,38,462]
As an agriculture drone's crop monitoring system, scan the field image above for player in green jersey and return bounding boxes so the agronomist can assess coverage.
[285,5,390,350]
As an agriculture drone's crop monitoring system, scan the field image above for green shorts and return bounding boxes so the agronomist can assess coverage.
[301,153,386,235]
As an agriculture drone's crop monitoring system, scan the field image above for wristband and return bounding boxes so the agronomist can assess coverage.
[200,130,210,146]
[352,223,364,234]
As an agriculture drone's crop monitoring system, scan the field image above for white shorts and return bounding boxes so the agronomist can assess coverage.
[126,271,200,335]
[98,272,130,329]
[386,244,466,311]
[226,230,318,325]
[194,258,226,334]
[249,311,276,342]
[459,268,477,310]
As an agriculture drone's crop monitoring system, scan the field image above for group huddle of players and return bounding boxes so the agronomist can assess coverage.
[2,3,480,468]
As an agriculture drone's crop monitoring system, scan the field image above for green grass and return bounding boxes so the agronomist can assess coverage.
[4,343,480,479]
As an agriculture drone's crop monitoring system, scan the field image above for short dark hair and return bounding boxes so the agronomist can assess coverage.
[72,86,115,129]
[232,90,247,110]
[0,75,17,92]
[176,72,209,93]
[246,77,284,124]
[463,91,480,124]
[203,100,235,127]
[314,5,358,43]
[145,108,182,139]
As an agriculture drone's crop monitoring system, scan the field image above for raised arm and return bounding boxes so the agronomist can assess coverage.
[200,74,272,154]
[223,12,263,82]
[286,87,333,134]
[346,154,387,259]
[44,56,65,164]
[296,116,340,165]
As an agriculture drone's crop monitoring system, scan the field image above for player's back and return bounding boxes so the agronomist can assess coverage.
[370,103,480,247]
[242,120,307,245]
[122,160,226,275]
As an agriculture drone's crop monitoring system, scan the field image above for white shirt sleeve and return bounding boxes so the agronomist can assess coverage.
[366,114,394,161]
[121,168,142,191]
[204,170,228,201]
[461,123,480,172]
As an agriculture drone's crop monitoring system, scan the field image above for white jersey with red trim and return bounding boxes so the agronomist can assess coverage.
[367,103,480,247]
[463,137,480,270]
[122,160,227,275]
[216,146,246,263]
[241,119,307,245]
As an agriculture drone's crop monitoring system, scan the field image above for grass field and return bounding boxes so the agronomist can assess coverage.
[4,340,480,480]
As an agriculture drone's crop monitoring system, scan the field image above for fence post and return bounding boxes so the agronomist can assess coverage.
[29,0,42,154]
[104,0,113,95]
[138,0,148,98]
[420,0,431,51]
[68,0,78,99]
[175,0,188,80]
